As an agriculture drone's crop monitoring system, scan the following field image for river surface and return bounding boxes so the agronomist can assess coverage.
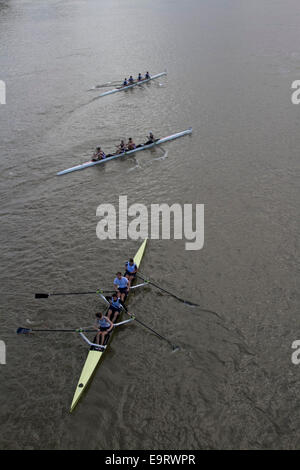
[0,0,299,450]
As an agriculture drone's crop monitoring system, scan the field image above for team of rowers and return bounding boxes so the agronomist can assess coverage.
[94,258,139,346]
[91,131,156,161]
[122,72,151,87]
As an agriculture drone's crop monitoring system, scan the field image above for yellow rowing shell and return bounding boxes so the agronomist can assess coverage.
[70,238,147,412]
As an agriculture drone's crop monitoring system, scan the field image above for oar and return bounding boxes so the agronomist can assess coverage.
[35,290,108,299]
[96,290,110,305]
[97,283,147,303]
[17,327,95,334]
[120,304,179,352]
[35,290,115,299]
[35,283,148,299]
[137,273,222,319]
[137,273,200,307]
[131,315,179,352]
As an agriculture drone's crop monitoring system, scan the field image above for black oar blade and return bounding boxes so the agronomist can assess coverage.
[132,316,178,351]
[138,273,219,313]
[182,299,200,307]
[171,345,180,353]
[17,327,31,334]
[35,293,49,299]
[137,274,200,308]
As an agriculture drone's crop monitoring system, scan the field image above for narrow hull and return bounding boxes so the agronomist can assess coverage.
[99,72,167,97]
[57,128,192,176]
[70,238,147,412]
[70,350,104,413]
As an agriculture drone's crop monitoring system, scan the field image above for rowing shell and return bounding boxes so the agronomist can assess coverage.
[57,128,192,176]
[70,238,147,412]
[99,72,167,97]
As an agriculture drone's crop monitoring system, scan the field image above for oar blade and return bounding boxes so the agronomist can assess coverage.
[17,327,31,334]
[137,273,202,309]
[35,293,49,299]
[183,299,200,307]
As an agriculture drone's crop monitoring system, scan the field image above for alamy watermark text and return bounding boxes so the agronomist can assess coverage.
[0,80,6,104]
[96,196,204,250]
[0,340,6,365]
[291,340,300,365]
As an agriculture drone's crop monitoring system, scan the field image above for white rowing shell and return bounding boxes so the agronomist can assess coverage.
[57,128,192,176]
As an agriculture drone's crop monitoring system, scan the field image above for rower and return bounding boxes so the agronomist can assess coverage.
[138,73,143,81]
[92,147,106,161]
[124,258,137,287]
[94,312,113,346]
[116,140,126,154]
[127,137,136,150]
[107,293,122,323]
[145,131,155,145]
[123,78,128,86]
[114,271,129,303]
[128,75,134,84]
[145,71,150,79]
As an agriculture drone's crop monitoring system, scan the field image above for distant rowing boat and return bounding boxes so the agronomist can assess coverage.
[99,72,167,97]
[57,128,192,176]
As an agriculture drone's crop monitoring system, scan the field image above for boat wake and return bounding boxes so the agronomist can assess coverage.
[153,150,168,161]
[88,81,121,91]
[127,163,141,173]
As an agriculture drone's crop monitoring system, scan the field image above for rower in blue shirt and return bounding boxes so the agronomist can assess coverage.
[128,75,134,84]
[114,272,129,302]
[145,71,150,79]
[138,73,143,81]
[124,258,137,287]
[107,293,122,323]
[94,312,113,346]
[123,78,128,86]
